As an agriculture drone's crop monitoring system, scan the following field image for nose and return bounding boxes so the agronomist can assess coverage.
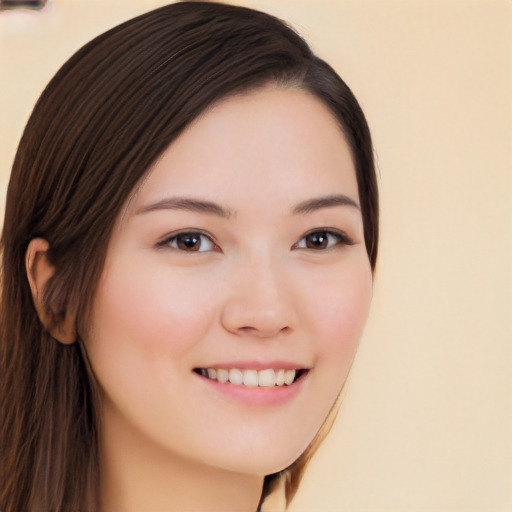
[220,257,298,338]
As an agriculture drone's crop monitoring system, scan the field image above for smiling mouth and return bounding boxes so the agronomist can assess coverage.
[193,368,308,388]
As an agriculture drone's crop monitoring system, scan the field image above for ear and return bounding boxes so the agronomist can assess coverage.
[25,238,76,344]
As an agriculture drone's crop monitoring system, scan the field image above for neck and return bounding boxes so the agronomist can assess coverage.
[99,404,264,512]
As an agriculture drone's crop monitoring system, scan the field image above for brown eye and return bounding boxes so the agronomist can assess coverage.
[164,232,216,252]
[305,232,329,249]
[177,233,201,251]
[294,229,353,250]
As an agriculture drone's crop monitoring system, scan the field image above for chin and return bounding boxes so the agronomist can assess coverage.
[202,433,314,477]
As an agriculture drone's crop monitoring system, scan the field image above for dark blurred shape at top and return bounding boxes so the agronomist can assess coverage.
[0,0,48,12]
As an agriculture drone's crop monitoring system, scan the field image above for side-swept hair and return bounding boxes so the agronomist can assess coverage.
[0,2,378,510]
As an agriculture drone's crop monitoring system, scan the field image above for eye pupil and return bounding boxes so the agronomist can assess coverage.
[306,232,328,249]
[177,234,201,251]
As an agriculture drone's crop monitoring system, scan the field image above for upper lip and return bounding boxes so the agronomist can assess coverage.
[195,360,309,371]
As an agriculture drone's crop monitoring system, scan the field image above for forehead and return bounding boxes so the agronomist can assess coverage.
[132,86,358,214]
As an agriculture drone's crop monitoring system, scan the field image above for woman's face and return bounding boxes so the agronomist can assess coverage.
[87,86,373,476]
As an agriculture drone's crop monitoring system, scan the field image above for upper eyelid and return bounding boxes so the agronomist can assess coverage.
[157,229,217,245]
[297,228,354,244]
[156,228,220,254]
[156,227,355,249]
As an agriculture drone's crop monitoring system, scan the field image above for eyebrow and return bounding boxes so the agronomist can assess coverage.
[292,194,360,214]
[136,193,359,218]
[136,197,234,218]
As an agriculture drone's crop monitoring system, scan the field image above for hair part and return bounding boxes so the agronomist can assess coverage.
[0,3,378,511]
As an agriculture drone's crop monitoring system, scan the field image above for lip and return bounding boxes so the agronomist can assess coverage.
[193,365,309,406]
[196,360,307,371]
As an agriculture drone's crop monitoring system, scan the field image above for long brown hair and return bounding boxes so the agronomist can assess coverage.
[0,2,378,511]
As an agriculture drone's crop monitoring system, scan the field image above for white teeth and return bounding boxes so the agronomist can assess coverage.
[284,369,296,385]
[258,369,276,387]
[243,370,259,387]
[199,367,300,387]
[228,368,243,385]
[216,369,229,383]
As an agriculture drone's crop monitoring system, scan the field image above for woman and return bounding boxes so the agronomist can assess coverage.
[0,2,378,511]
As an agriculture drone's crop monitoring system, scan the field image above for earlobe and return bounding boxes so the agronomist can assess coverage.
[25,238,76,344]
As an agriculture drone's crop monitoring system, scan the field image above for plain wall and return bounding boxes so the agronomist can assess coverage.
[1,1,510,510]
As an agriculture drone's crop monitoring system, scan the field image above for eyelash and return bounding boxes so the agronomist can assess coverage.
[292,229,354,250]
[157,231,219,253]
[157,229,354,253]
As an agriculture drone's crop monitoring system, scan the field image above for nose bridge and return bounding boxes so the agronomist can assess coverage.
[220,248,297,338]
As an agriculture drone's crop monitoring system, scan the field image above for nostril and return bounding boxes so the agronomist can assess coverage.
[237,324,291,338]
[239,326,258,334]
[220,296,297,338]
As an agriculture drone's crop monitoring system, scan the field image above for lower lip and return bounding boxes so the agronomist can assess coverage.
[198,373,308,406]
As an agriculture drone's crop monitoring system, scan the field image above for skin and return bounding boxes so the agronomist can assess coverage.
[35,86,373,512]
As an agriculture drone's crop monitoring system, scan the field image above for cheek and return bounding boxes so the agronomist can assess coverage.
[303,258,373,373]
[88,258,220,362]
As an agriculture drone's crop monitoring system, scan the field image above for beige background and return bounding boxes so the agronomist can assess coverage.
[1,1,511,510]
